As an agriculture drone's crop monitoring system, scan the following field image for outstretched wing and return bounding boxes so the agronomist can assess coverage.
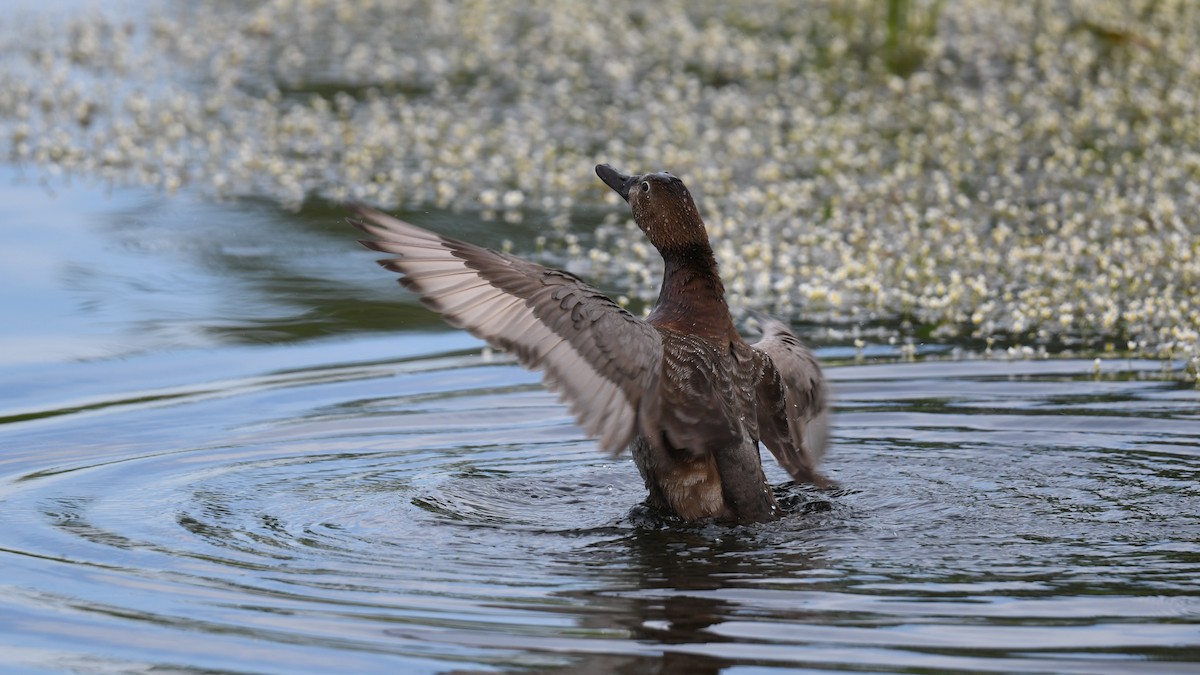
[750,313,830,486]
[350,205,662,455]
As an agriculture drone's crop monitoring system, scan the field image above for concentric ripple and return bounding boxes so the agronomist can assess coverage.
[2,343,1199,673]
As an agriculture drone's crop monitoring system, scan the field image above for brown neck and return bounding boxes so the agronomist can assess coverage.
[647,244,736,340]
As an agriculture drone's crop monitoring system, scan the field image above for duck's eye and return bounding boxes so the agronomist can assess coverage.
[640,181,650,193]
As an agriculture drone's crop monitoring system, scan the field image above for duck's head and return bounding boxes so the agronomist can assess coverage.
[595,163,709,252]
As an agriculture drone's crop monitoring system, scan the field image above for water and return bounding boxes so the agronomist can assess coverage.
[1,171,1198,673]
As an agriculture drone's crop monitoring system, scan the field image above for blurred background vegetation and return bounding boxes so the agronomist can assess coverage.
[1,0,1196,361]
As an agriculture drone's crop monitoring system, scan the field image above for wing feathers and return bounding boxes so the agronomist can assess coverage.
[351,205,661,455]
[750,313,830,486]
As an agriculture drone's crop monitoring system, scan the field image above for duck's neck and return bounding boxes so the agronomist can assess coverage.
[647,243,736,340]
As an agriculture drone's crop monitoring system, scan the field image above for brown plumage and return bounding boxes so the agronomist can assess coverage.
[350,164,829,523]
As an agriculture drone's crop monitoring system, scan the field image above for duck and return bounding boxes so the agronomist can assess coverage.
[350,164,829,523]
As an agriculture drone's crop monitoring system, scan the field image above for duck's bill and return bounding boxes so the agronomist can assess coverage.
[595,163,635,202]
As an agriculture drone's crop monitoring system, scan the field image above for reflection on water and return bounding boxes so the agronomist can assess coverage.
[2,173,1200,673]
[2,340,1198,674]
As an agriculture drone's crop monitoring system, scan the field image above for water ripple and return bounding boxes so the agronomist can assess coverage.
[1,349,1198,672]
